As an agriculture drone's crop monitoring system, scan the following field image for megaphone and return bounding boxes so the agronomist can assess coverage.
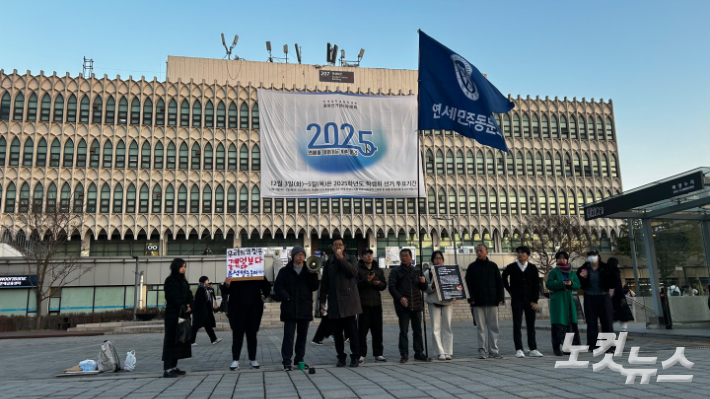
[306,256,322,272]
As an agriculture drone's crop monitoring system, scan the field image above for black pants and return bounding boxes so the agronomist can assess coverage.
[190,325,217,344]
[163,358,178,370]
[281,319,310,366]
[551,323,581,351]
[584,294,614,349]
[332,316,360,362]
[511,298,537,351]
[396,309,423,356]
[359,306,384,357]
[229,305,264,361]
[312,315,332,342]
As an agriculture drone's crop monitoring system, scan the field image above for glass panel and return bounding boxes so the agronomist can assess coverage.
[60,287,95,314]
[0,289,31,316]
[93,286,126,311]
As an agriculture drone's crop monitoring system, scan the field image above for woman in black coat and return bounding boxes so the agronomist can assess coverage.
[162,258,194,378]
[607,258,634,331]
[190,276,221,345]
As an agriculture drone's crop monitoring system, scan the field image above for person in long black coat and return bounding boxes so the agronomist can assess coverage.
[190,276,221,345]
[162,258,194,378]
[224,275,271,371]
[607,258,634,331]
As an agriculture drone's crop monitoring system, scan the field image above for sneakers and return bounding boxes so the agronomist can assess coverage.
[349,359,359,367]
[515,350,526,358]
[359,356,365,364]
[437,355,447,361]
[173,368,186,375]
[553,349,564,356]
[446,355,452,360]
[212,338,223,345]
[375,356,387,362]
[191,343,198,346]
[250,361,260,369]
[163,369,178,378]
[400,355,408,363]
[478,350,487,359]
[414,353,428,362]
[528,350,544,357]
[283,364,293,372]
[311,340,323,346]
[336,359,346,367]
[230,361,239,371]
[489,353,505,359]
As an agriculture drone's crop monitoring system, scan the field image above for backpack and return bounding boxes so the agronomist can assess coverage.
[97,340,122,372]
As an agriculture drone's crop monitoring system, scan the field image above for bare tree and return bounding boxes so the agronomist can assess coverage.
[2,196,90,329]
[519,214,591,279]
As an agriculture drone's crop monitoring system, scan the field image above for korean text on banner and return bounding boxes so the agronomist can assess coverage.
[227,248,266,280]
[258,90,425,198]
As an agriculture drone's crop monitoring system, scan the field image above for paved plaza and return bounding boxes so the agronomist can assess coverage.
[1,321,710,398]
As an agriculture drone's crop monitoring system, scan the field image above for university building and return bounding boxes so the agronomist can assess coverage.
[0,56,623,315]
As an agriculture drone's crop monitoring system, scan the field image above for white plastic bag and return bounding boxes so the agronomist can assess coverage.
[123,351,136,371]
[79,359,97,372]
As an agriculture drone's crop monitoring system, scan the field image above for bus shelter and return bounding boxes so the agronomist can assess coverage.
[584,167,710,328]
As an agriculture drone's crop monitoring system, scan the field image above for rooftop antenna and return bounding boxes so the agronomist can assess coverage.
[82,57,94,77]
[326,43,333,64]
[221,33,239,60]
[339,48,365,67]
[283,44,288,64]
[295,43,302,64]
[331,44,339,66]
[266,41,273,62]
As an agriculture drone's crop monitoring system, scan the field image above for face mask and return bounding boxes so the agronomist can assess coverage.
[588,256,598,264]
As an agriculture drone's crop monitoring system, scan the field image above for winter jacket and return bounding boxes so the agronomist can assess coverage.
[465,258,504,307]
[577,262,618,293]
[424,268,454,306]
[162,274,194,361]
[192,285,216,331]
[320,254,362,319]
[546,267,580,325]
[502,262,540,304]
[388,264,427,312]
[356,259,387,307]
[227,277,271,311]
[274,261,320,321]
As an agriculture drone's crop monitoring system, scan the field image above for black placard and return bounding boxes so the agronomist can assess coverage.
[431,265,469,301]
[584,170,705,220]
[318,70,354,83]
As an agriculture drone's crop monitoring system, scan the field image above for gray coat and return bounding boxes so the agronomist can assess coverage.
[320,254,362,319]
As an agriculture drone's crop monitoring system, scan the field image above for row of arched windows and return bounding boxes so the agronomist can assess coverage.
[0,137,260,171]
[424,149,619,178]
[0,92,259,129]
[1,181,616,217]
[496,112,614,141]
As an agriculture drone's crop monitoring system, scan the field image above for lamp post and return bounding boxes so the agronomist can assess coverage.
[131,256,139,321]
[433,216,458,266]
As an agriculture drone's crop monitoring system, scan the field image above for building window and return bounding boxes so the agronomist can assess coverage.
[168,99,177,126]
[66,95,77,123]
[40,94,51,122]
[192,100,202,127]
[117,97,128,124]
[180,100,189,127]
[204,143,213,170]
[240,144,249,171]
[286,198,295,214]
[375,198,384,214]
[251,187,260,213]
[152,185,162,213]
[36,139,46,167]
[275,198,284,213]
[79,95,90,123]
[214,185,224,213]
[239,186,248,213]
[532,114,540,138]
[178,185,187,213]
[240,103,249,129]
[438,188,447,214]
[228,102,238,128]
[8,138,20,166]
[166,142,176,169]
[560,115,568,139]
[154,142,164,169]
[100,184,110,213]
[141,141,151,169]
[18,183,31,213]
[202,185,212,213]
[513,114,521,137]
[534,152,542,175]
[204,100,214,127]
[228,144,237,170]
[476,151,484,175]
[343,198,352,214]
[76,139,87,167]
[89,140,99,167]
[86,184,96,213]
[63,139,74,167]
[252,145,260,171]
[179,143,188,169]
[309,199,318,214]
[190,185,199,213]
[50,139,61,167]
[251,103,259,129]
[126,184,136,213]
[103,140,113,168]
[428,189,436,214]
[53,94,64,122]
[364,198,373,214]
[128,141,138,169]
[425,149,434,174]
[191,144,201,170]
[448,189,457,214]
[165,184,174,213]
[216,144,225,170]
[525,152,533,175]
[143,98,153,125]
[396,198,405,214]
[105,96,115,124]
[479,190,487,214]
[216,101,226,128]
[332,199,340,214]
[129,98,140,125]
[3,183,15,212]
[321,198,330,214]
[13,93,25,121]
[155,99,165,126]
[503,114,511,137]
[0,92,11,120]
[32,183,44,213]
[550,115,559,139]
[139,184,149,213]
[445,150,454,174]
[74,184,84,213]
[113,183,123,213]
[435,150,444,175]
[353,199,361,214]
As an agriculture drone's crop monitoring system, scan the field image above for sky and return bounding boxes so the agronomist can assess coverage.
[1,0,708,190]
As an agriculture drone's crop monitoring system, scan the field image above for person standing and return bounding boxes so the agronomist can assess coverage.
[190,276,222,346]
[607,257,634,333]
[546,251,581,356]
[424,251,455,361]
[356,248,388,363]
[577,249,618,350]
[274,246,320,371]
[320,238,362,367]
[162,258,194,378]
[388,248,428,363]
[224,275,271,371]
[502,246,543,358]
[465,244,504,359]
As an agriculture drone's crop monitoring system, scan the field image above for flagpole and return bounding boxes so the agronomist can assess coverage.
[415,28,430,360]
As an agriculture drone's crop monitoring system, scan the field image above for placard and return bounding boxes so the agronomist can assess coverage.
[384,246,416,267]
[226,248,266,280]
[431,265,469,301]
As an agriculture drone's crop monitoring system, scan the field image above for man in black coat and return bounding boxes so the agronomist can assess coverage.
[356,248,387,363]
[577,249,618,350]
[320,238,362,367]
[162,258,193,378]
[388,248,428,363]
[502,246,542,358]
[274,246,320,371]
[224,275,271,371]
[465,244,504,359]
[190,276,221,345]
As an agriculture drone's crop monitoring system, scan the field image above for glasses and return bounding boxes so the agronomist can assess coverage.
[332,243,344,247]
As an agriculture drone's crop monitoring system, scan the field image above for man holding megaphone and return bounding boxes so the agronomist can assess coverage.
[320,237,362,368]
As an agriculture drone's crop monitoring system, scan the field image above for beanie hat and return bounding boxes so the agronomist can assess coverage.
[291,246,306,259]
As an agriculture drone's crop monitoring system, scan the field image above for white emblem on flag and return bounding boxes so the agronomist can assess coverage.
[451,54,479,101]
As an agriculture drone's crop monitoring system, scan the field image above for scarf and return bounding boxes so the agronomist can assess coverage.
[199,282,211,303]
[556,262,571,273]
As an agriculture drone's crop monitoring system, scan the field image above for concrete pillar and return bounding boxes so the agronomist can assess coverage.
[80,236,91,257]
[641,219,665,327]
[367,229,376,250]
[627,218,641,296]
[160,235,169,256]
[233,233,241,248]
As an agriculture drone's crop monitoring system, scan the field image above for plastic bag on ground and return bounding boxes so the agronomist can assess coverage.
[123,351,136,371]
[79,359,97,372]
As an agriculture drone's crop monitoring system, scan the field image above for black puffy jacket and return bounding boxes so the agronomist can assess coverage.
[465,258,504,307]
[356,259,387,307]
[577,262,618,293]
[274,262,320,321]
[388,264,427,312]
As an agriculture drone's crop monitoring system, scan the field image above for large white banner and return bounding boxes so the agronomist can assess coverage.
[258,90,424,198]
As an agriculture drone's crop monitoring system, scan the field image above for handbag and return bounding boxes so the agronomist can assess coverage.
[175,305,192,344]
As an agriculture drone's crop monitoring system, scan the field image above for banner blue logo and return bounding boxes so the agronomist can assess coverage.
[300,122,387,173]
[418,31,514,153]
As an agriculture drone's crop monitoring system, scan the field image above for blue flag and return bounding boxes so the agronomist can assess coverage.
[418,31,514,152]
